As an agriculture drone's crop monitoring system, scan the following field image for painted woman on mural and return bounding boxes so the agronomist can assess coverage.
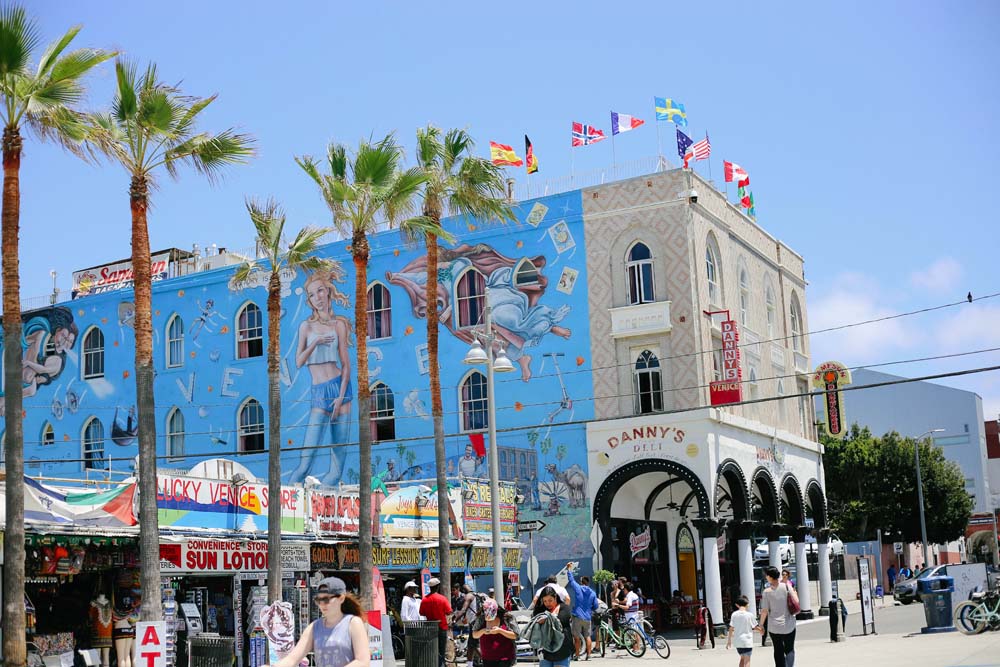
[387,243,571,381]
[20,307,78,398]
[288,268,354,485]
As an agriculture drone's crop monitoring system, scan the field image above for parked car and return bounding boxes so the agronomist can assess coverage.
[893,565,940,604]
[754,536,793,563]
[804,533,846,558]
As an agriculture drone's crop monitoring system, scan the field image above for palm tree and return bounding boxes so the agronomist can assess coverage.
[297,134,442,604]
[414,126,514,592]
[0,6,113,660]
[233,198,330,603]
[88,61,254,620]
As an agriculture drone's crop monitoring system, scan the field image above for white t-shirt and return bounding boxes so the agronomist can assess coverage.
[534,584,571,604]
[729,609,757,649]
[624,591,640,619]
[401,595,424,621]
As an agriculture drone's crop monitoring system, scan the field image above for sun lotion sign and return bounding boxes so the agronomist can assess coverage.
[136,622,167,667]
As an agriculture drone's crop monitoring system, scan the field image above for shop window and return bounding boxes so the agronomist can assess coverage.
[166,407,185,460]
[82,327,105,380]
[370,382,395,441]
[626,242,655,305]
[41,422,55,446]
[166,314,184,368]
[460,370,488,431]
[456,268,486,328]
[633,349,664,415]
[514,259,540,286]
[790,294,804,352]
[236,302,263,359]
[82,417,106,471]
[366,282,392,340]
[765,283,777,338]
[238,398,265,452]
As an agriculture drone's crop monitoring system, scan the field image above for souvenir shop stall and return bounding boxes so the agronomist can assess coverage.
[23,533,140,667]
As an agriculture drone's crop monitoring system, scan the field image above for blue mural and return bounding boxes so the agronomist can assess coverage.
[3,189,596,561]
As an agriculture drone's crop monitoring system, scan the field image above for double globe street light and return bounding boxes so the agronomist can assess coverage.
[463,289,514,599]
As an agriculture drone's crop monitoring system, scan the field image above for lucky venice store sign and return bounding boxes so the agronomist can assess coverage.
[156,474,305,533]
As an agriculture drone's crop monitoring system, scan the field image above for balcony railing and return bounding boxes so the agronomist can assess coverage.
[793,351,810,375]
[609,300,672,338]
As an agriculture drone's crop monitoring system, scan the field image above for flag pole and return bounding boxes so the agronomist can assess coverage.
[610,112,617,169]
[706,132,713,184]
[570,145,575,185]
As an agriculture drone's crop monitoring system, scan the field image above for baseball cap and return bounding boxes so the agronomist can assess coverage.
[317,576,347,595]
[428,577,441,587]
[404,581,418,589]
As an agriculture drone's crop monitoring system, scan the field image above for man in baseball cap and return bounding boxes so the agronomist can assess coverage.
[401,581,423,622]
[420,577,452,667]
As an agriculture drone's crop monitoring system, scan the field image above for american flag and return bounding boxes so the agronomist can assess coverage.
[572,121,606,147]
[688,134,711,161]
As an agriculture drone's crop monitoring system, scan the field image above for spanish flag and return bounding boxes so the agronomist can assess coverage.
[525,135,538,174]
[489,141,523,167]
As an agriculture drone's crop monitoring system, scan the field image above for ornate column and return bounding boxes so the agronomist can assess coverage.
[766,523,784,571]
[667,518,680,595]
[816,528,833,616]
[792,525,814,619]
[693,517,727,633]
[734,520,758,616]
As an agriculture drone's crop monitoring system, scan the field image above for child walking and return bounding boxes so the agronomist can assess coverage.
[726,595,759,667]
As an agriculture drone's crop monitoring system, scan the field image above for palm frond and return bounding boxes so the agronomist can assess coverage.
[26,106,91,159]
[163,128,255,183]
[171,93,214,139]
[245,196,286,260]
[354,133,402,187]
[416,124,442,169]
[0,4,39,76]
[83,111,133,166]
[443,127,473,174]
[25,76,84,110]
[285,226,331,267]
[295,155,324,188]
[382,166,425,226]
[35,23,80,77]
[326,142,348,180]
[112,59,138,122]
[231,258,262,287]
[137,87,176,135]
[451,156,515,224]
[46,47,115,84]
[398,214,454,248]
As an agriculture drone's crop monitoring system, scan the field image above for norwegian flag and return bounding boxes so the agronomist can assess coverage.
[572,121,606,147]
[683,134,711,168]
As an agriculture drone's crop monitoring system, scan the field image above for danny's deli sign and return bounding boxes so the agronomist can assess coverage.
[72,251,172,297]
[709,319,743,406]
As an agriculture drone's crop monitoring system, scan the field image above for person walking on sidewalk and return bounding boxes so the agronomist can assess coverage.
[565,563,598,660]
[727,595,760,667]
[420,577,453,667]
[473,598,517,667]
[758,567,797,667]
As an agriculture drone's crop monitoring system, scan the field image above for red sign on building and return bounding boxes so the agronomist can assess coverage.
[710,319,743,406]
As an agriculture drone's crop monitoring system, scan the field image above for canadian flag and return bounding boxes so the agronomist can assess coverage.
[724,160,748,183]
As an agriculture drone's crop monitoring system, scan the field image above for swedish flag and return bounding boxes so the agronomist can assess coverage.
[655,97,687,127]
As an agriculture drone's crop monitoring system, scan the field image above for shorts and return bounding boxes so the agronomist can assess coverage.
[737,647,752,656]
[113,625,135,640]
[571,617,591,639]
[310,377,353,412]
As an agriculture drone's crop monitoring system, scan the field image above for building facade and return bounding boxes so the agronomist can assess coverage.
[2,167,827,630]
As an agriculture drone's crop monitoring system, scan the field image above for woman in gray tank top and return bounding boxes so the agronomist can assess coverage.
[266,577,371,667]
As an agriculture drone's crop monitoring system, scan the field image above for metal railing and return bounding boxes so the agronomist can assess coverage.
[513,155,674,201]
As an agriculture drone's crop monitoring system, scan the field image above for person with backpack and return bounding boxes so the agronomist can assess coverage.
[473,598,517,667]
[758,567,797,667]
[565,563,598,660]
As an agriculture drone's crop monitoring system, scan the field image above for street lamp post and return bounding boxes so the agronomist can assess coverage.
[915,428,945,568]
[464,289,515,600]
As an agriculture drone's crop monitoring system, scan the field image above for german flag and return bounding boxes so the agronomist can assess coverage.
[525,135,538,174]
[489,141,523,167]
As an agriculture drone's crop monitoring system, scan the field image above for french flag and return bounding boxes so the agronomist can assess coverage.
[610,111,645,136]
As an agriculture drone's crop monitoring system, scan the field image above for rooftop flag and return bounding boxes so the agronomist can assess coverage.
[572,122,606,146]
[525,135,538,174]
[724,160,749,183]
[489,141,523,167]
[655,97,687,126]
[684,133,711,167]
[610,111,645,135]
[676,128,693,162]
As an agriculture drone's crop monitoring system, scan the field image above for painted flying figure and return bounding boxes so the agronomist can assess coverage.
[189,298,224,344]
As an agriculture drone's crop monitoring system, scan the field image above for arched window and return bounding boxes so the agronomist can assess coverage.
[166,408,185,460]
[738,264,750,326]
[236,303,263,359]
[82,417,106,470]
[514,259,540,286]
[765,283,777,338]
[705,236,721,304]
[238,398,265,452]
[456,269,486,328]
[82,327,105,379]
[367,283,392,340]
[633,350,664,414]
[460,371,488,431]
[370,382,395,441]
[711,338,723,382]
[41,422,55,447]
[748,367,759,401]
[626,242,655,305]
[790,295,804,352]
[777,379,786,421]
[166,315,184,368]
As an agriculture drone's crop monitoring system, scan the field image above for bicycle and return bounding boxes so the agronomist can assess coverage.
[626,614,671,659]
[595,612,646,657]
[956,588,1000,635]
[694,605,715,649]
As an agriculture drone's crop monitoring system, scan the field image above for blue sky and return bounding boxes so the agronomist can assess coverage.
[20,1,1000,418]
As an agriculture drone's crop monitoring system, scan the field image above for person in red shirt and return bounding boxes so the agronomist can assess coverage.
[419,577,453,667]
[473,598,516,667]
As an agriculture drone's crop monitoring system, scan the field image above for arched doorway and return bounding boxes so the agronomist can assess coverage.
[592,459,711,609]
[715,460,751,614]
[751,467,779,524]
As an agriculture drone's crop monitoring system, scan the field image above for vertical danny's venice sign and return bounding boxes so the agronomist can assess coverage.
[710,318,743,406]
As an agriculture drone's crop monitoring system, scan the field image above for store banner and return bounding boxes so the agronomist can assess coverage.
[460,479,518,541]
[423,547,468,571]
[379,485,464,540]
[22,477,137,527]
[335,544,423,571]
[159,539,309,574]
[468,547,522,572]
[310,543,339,570]
[135,622,167,667]
[72,250,172,297]
[156,473,306,533]
[308,489,361,534]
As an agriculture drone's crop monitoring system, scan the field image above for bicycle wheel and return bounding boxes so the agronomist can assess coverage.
[622,628,647,657]
[955,601,986,635]
[599,627,608,657]
[653,634,671,659]
[704,609,716,648]
[391,634,404,659]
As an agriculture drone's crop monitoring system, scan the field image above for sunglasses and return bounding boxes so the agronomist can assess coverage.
[314,594,341,604]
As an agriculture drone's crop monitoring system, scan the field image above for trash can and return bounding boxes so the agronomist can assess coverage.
[404,620,440,667]
[188,635,236,666]
[918,575,957,634]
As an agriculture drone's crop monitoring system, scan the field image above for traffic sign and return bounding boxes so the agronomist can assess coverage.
[893,542,903,554]
[518,520,547,533]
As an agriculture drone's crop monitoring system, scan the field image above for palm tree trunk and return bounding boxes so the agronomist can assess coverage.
[131,175,163,620]
[267,272,282,603]
[426,229,451,591]
[353,233,373,606]
[2,125,26,667]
